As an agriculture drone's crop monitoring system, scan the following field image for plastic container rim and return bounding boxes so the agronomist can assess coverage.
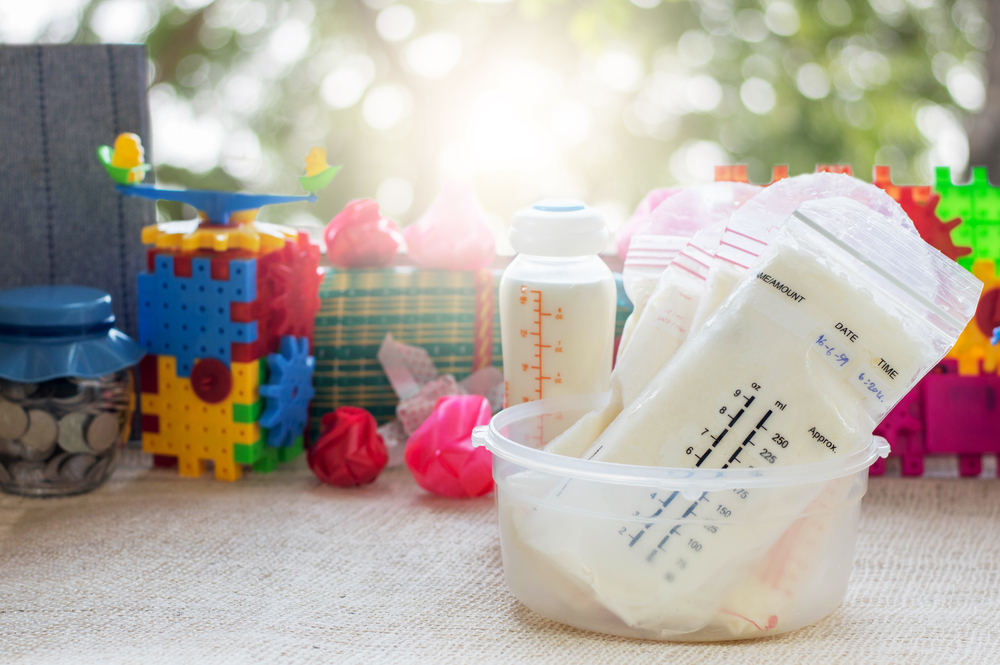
[477,392,889,490]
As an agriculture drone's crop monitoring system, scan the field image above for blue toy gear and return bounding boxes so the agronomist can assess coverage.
[259,335,316,448]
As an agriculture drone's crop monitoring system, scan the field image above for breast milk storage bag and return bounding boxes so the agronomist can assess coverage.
[545,223,726,458]
[512,197,982,639]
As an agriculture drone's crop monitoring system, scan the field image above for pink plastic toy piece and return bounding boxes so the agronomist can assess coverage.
[404,394,493,498]
[616,188,680,260]
[324,199,404,268]
[872,359,1000,478]
[403,182,495,271]
[873,374,927,477]
[923,359,1000,477]
[308,406,389,487]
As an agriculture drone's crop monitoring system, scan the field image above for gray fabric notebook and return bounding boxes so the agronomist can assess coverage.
[0,44,154,339]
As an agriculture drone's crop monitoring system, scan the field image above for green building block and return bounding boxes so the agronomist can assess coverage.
[936,167,971,223]
[973,225,1000,263]
[252,455,279,473]
[934,166,1000,269]
[277,436,304,463]
[233,436,265,465]
[233,400,262,423]
[971,167,1000,223]
[249,435,304,473]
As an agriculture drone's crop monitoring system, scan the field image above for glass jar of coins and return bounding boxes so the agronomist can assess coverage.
[0,286,144,497]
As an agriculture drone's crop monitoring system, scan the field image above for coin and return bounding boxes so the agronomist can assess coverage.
[86,412,120,453]
[26,382,54,400]
[9,461,46,485]
[23,442,56,462]
[60,454,96,483]
[84,456,111,484]
[58,412,92,454]
[0,437,22,458]
[52,389,90,410]
[0,381,35,401]
[21,410,59,453]
[44,453,70,482]
[0,400,28,440]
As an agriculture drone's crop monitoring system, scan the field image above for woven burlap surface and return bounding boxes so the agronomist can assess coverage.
[1,451,997,664]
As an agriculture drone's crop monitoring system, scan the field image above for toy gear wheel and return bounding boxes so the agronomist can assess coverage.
[260,335,315,448]
[897,189,971,262]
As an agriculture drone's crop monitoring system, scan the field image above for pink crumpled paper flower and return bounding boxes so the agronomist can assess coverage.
[403,182,495,271]
[308,406,388,487]
[404,395,493,498]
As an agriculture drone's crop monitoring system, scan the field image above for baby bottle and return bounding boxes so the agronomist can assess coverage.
[499,201,617,408]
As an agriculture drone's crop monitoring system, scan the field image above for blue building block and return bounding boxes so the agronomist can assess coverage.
[137,254,259,377]
[260,335,315,448]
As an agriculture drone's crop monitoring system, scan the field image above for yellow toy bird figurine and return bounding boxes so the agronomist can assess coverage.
[298,146,341,194]
[111,133,143,169]
[305,147,329,176]
[98,132,151,185]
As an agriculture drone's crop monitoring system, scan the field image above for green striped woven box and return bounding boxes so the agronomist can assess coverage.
[310,266,632,433]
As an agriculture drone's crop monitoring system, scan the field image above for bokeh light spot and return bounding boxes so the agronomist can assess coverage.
[377,177,415,215]
[321,54,376,109]
[404,32,462,79]
[377,5,416,43]
[363,84,413,130]
[796,63,831,100]
[740,77,776,115]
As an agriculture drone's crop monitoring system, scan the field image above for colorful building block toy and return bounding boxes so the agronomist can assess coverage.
[100,133,331,480]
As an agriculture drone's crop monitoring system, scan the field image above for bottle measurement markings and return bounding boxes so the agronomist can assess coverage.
[529,290,552,399]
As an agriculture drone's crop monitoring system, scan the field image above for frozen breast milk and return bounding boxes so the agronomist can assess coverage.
[515,198,981,636]
[544,224,724,458]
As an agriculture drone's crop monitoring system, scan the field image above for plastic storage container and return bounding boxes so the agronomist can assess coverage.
[474,393,888,642]
[0,286,143,497]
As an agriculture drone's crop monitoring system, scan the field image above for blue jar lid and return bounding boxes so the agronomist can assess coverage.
[0,286,145,382]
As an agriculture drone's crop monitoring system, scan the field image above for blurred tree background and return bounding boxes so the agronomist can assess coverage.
[1,0,994,248]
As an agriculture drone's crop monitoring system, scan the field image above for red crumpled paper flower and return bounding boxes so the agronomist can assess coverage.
[324,199,404,268]
[308,406,389,487]
[402,182,495,271]
[404,395,493,498]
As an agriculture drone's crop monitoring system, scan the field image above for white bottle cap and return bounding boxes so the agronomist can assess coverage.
[509,200,609,257]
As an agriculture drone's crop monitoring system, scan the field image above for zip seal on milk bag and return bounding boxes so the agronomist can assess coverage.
[617,235,687,359]
[513,197,982,639]
[690,172,917,336]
